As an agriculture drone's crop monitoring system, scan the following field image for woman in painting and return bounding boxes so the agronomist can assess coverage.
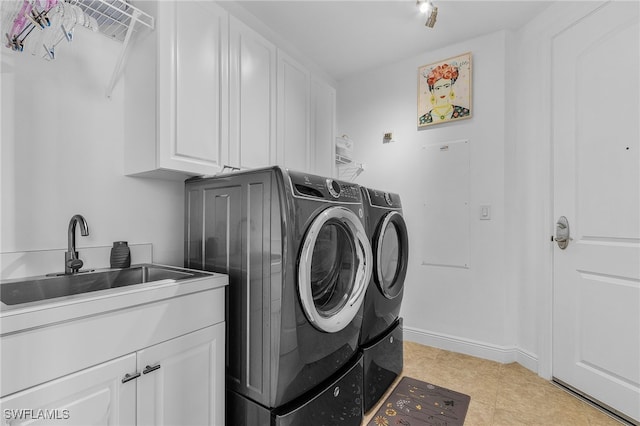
[419,63,470,125]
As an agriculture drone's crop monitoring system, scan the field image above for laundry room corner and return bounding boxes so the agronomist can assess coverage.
[337,30,518,365]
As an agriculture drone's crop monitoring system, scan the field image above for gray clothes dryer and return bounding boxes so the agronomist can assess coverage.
[185,167,373,425]
[359,187,409,413]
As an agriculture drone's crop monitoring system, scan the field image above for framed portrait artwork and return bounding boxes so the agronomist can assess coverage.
[418,52,472,128]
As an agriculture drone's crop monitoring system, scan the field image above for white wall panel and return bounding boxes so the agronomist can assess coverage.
[421,140,470,269]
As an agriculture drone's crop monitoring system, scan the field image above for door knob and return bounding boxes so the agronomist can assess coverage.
[555,216,570,249]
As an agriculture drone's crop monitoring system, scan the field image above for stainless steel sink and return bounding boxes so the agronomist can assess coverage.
[0,264,208,306]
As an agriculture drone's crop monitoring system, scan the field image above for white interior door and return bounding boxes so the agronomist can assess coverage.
[552,2,640,423]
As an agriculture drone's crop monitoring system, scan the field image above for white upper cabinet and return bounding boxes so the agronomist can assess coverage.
[277,50,311,172]
[229,16,277,170]
[124,1,335,178]
[125,1,229,179]
[310,78,336,177]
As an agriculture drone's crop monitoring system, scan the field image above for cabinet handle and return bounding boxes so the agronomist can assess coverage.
[143,364,161,375]
[122,372,140,383]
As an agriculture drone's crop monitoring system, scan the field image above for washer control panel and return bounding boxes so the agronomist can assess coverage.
[365,188,402,209]
[289,171,361,202]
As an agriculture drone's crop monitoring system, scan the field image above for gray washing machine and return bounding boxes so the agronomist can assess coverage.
[185,167,373,425]
[359,187,409,413]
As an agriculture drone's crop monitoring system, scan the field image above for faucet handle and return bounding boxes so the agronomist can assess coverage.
[65,251,84,273]
[67,258,83,270]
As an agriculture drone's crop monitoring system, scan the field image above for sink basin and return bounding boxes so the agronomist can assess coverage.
[0,265,207,306]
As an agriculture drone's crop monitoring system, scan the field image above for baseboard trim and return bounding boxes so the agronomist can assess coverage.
[404,326,539,373]
[515,347,538,373]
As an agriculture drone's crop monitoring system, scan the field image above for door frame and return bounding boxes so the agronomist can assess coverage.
[516,1,609,380]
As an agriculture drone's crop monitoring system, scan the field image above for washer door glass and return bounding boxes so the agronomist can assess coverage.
[374,211,408,299]
[299,206,372,333]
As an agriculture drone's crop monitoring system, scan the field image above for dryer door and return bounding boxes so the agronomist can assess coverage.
[374,211,408,299]
[298,206,373,333]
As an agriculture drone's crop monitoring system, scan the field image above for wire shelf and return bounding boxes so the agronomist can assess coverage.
[2,0,153,53]
[68,0,153,42]
[2,0,153,96]
[337,162,365,182]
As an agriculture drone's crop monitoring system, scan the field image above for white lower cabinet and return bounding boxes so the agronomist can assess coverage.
[0,354,137,425]
[0,324,225,426]
[137,324,225,426]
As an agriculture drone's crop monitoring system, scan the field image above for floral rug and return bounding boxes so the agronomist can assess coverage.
[367,376,470,426]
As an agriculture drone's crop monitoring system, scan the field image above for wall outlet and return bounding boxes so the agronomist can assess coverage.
[383,132,394,143]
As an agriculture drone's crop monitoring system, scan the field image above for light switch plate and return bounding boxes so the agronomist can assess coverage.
[480,205,491,220]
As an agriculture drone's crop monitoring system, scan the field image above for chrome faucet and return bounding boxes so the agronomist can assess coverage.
[65,214,89,274]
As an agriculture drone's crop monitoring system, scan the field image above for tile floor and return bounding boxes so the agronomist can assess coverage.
[363,341,624,425]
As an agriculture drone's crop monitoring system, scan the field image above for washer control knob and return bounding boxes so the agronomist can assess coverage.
[326,179,341,198]
[384,192,393,206]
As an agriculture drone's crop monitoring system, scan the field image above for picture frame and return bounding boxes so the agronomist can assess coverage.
[418,52,472,128]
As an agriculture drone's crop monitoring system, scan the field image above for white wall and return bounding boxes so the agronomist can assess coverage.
[337,31,519,363]
[1,29,184,267]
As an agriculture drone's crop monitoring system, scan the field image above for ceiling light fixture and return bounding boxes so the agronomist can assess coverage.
[417,0,438,28]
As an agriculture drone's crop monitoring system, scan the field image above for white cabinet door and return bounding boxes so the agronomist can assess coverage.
[229,16,277,170]
[125,1,228,178]
[0,354,136,426]
[310,78,336,177]
[158,1,229,175]
[277,51,310,172]
[136,324,225,426]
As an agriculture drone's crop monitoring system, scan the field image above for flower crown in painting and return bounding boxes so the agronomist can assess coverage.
[423,64,460,90]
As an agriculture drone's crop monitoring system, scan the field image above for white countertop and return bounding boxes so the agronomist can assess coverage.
[0,264,228,336]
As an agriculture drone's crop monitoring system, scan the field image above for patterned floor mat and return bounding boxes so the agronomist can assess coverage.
[367,376,470,426]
